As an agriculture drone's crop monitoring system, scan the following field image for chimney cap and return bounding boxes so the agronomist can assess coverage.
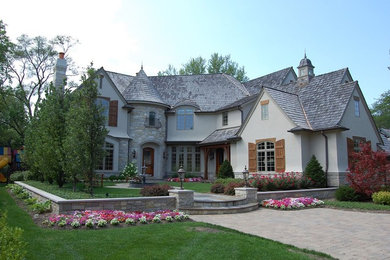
[59,52,65,59]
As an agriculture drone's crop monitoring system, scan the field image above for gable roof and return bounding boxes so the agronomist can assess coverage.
[105,71,134,93]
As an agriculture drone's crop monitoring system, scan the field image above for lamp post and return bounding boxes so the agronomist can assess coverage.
[242,166,249,187]
[177,166,186,190]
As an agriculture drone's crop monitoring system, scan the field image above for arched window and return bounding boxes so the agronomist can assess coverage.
[257,141,275,172]
[97,142,114,170]
[149,111,156,126]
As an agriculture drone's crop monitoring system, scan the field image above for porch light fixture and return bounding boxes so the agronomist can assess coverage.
[177,166,186,190]
[132,150,136,158]
[242,166,249,187]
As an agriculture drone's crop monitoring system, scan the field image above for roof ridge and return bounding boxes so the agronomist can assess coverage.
[264,86,298,96]
[105,70,134,77]
[149,73,228,78]
[245,67,292,83]
[312,67,347,78]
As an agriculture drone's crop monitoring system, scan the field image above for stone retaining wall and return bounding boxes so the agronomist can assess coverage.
[15,182,176,214]
[257,187,337,202]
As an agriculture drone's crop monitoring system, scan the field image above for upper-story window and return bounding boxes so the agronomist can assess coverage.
[222,112,228,126]
[177,109,194,130]
[96,97,109,125]
[261,100,269,120]
[149,111,156,126]
[354,96,360,117]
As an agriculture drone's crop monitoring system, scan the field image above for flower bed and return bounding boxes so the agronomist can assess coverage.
[166,177,203,182]
[262,197,324,210]
[249,172,315,191]
[44,209,189,228]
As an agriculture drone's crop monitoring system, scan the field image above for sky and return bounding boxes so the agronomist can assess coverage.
[1,0,389,106]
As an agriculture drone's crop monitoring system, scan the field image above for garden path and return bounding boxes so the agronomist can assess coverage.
[191,208,390,260]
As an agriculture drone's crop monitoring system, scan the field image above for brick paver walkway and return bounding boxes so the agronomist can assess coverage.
[191,208,390,260]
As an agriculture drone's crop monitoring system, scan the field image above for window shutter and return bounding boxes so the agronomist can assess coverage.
[109,100,118,127]
[347,137,354,169]
[248,142,256,172]
[275,139,285,172]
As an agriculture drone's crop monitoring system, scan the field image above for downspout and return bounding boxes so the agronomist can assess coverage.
[321,131,329,185]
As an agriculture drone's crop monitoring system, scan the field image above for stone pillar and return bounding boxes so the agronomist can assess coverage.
[169,189,194,209]
[234,187,258,204]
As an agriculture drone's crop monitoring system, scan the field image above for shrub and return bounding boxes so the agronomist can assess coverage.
[140,184,172,196]
[224,181,245,195]
[335,185,360,201]
[250,172,302,191]
[304,155,326,188]
[0,213,26,260]
[10,171,26,182]
[108,175,117,182]
[121,162,138,178]
[31,201,52,214]
[347,143,390,197]
[210,183,225,193]
[218,160,234,179]
[16,191,30,200]
[299,176,314,189]
[24,197,38,205]
[372,191,390,205]
[215,178,243,185]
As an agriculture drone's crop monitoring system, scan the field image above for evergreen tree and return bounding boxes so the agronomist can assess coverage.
[64,65,107,195]
[218,160,234,179]
[304,155,326,187]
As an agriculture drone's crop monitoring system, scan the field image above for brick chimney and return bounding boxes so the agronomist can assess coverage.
[53,52,67,92]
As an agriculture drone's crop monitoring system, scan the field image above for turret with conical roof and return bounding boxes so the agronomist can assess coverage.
[122,66,167,106]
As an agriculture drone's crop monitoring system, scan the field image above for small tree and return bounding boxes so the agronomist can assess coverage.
[64,65,107,195]
[218,160,234,179]
[304,155,326,188]
[347,143,390,197]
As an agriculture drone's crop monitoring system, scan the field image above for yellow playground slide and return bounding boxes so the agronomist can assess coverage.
[0,157,8,182]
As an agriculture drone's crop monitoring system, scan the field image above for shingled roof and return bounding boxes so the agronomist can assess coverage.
[200,126,241,145]
[122,68,167,106]
[244,67,292,95]
[105,71,134,93]
[150,73,249,111]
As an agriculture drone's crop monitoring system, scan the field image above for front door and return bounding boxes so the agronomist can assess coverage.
[142,147,154,176]
[216,148,224,176]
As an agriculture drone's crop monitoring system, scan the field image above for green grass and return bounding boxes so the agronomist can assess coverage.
[324,199,390,211]
[0,186,333,260]
[161,182,213,193]
[23,181,141,199]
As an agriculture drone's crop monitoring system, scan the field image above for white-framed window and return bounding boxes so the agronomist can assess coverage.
[354,97,360,117]
[257,141,275,172]
[170,146,200,173]
[261,103,269,120]
[97,142,114,170]
[149,111,156,126]
[95,97,109,125]
[177,109,194,130]
[222,112,228,126]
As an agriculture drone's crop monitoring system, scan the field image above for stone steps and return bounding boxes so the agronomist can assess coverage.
[193,198,247,208]
[181,203,259,215]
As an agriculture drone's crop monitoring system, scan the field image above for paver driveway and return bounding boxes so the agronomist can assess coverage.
[191,208,390,260]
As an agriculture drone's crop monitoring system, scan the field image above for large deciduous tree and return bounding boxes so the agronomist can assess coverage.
[64,66,107,195]
[158,53,249,82]
[371,90,390,129]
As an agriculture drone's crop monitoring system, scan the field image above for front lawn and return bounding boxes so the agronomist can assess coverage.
[0,186,332,260]
[23,181,141,199]
[160,181,213,193]
[324,199,390,211]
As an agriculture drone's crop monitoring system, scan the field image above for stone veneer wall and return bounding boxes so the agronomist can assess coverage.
[128,104,167,179]
[15,182,176,214]
[257,187,336,202]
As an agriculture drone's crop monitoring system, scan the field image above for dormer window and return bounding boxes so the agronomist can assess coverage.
[177,108,194,130]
